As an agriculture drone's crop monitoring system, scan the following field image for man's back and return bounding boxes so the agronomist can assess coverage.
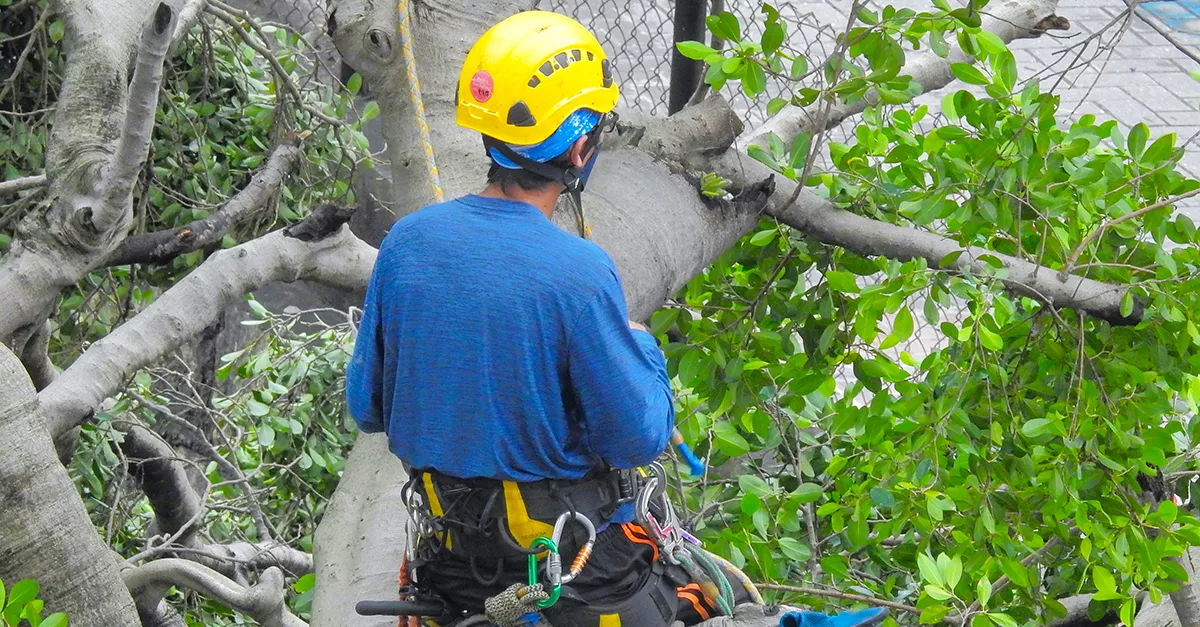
[346,194,674,482]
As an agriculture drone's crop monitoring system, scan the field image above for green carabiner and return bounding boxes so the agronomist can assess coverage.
[527,536,562,609]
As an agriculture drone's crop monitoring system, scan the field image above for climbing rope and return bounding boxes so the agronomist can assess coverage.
[397,0,444,202]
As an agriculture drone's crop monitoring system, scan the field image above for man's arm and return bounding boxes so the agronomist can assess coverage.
[567,276,675,469]
[346,274,387,434]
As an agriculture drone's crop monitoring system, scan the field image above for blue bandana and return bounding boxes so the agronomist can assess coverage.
[489,109,601,169]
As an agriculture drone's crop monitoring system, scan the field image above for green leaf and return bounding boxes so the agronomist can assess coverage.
[1021,418,1052,438]
[978,325,1003,351]
[762,22,785,55]
[977,576,992,609]
[918,553,945,587]
[1142,133,1176,164]
[40,614,67,627]
[950,62,989,86]
[247,399,271,417]
[826,270,859,293]
[1128,123,1149,159]
[706,12,741,42]
[743,62,767,97]
[791,55,809,78]
[1120,599,1136,627]
[880,306,914,350]
[945,555,963,590]
[749,229,777,246]
[1158,499,1179,525]
[789,132,812,170]
[767,97,788,115]
[48,20,64,42]
[294,573,317,594]
[362,101,380,121]
[925,584,953,601]
[778,538,811,562]
[677,41,719,60]
[976,31,1007,56]
[988,613,1020,627]
[713,422,751,456]
[1121,291,1136,318]
[347,72,363,94]
[869,487,895,508]
[0,576,6,613]
[794,483,823,503]
[258,424,276,448]
[747,145,778,170]
[1093,566,1116,594]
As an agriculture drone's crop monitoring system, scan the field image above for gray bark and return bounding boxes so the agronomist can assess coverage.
[41,222,377,438]
[105,138,304,266]
[1138,548,1200,627]
[736,0,1069,151]
[0,345,140,625]
[0,0,185,342]
[123,560,307,627]
[0,175,47,196]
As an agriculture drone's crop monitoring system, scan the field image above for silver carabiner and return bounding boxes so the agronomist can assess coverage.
[550,511,597,585]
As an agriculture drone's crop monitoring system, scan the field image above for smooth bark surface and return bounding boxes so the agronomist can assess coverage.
[0,345,140,625]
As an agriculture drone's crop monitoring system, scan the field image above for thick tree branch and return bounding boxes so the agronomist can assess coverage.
[175,0,210,41]
[95,3,178,235]
[737,0,1069,151]
[0,346,140,624]
[17,321,57,390]
[699,146,1139,325]
[40,216,375,438]
[0,174,47,197]
[123,561,307,627]
[105,138,304,266]
[120,423,204,547]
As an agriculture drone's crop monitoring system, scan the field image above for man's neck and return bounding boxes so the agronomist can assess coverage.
[479,183,560,219]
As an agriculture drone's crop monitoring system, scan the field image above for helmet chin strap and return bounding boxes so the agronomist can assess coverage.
[483,131,604,239]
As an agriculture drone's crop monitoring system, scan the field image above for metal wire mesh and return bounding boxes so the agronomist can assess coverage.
[229,0,952,383]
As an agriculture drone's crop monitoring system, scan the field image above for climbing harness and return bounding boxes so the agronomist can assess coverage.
[397,0,444,202]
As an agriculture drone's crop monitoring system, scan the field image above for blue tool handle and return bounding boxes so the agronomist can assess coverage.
[670,428,706,477]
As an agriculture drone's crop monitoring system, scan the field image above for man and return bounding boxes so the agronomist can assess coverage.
[346,10,729,626]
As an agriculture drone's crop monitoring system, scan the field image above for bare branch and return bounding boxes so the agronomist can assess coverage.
[105,138,304,267]
[738,0,1069,151]
[755,582,928,620]
[95,3,179,234]
[40,213,375,438]
[18,321,58,390]
[175,0,210,41]
[0,174,47,197]
[120,423,205,548]
[1125,0,1200,65]
[122,561,308,627]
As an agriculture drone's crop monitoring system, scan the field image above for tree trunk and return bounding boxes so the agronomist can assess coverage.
[0,345,140,625]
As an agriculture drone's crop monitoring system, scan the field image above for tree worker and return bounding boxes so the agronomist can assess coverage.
[345,10,744,626]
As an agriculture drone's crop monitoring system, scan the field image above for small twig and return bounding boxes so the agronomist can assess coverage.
[756,582,928,619]
[0,4,49,103]
[1125,0,1200,65]
[1065,186,1200,273]
[0,174,47,197]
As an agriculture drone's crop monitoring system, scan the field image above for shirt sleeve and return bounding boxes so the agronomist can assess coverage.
[567,273,675,469]
[346,271,387,434]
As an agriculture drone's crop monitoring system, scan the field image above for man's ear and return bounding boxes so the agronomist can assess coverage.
[567,135,589,168]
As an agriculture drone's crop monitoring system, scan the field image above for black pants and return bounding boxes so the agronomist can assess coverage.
[414,522,744,626]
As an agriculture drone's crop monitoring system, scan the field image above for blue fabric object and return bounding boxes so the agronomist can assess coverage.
[779,608,889,627]
[346,194,675,491]
[489,109,601,169]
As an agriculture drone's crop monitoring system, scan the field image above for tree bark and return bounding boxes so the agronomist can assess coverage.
[735,0,1069,151]
[40,222,377,438]
[123,560,307,627]
[0,345,140,625]
[105,138,303,266]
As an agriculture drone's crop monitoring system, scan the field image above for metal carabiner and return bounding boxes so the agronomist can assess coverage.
[550,511,597,585]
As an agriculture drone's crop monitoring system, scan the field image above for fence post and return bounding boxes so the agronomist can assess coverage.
[668,0,707,115]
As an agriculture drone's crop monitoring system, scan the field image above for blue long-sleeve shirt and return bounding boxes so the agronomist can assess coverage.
[346,194,675,482]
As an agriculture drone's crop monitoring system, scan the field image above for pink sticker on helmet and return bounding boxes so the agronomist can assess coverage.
[470,71,494,102]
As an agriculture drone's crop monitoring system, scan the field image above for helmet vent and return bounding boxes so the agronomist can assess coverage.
[554,52,570,68]
[527,76,541,88]
[539,61,553,77]
[587,52,595,61]
[506,101,537,127]
[572,49,582,61]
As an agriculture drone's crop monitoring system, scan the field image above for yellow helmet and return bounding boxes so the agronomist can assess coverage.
[456,11,619,146]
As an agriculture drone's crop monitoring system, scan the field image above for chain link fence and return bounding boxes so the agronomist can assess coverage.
[227,0,951,387]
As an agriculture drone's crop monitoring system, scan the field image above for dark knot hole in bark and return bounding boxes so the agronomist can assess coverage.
[366,29,393,59]
[152,3,174,35]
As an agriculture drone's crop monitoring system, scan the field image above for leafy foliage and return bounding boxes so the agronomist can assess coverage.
[0,577,67,627]
[670,2,1200,625]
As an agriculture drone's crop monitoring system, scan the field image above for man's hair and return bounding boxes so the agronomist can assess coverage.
[486,153,572,195]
